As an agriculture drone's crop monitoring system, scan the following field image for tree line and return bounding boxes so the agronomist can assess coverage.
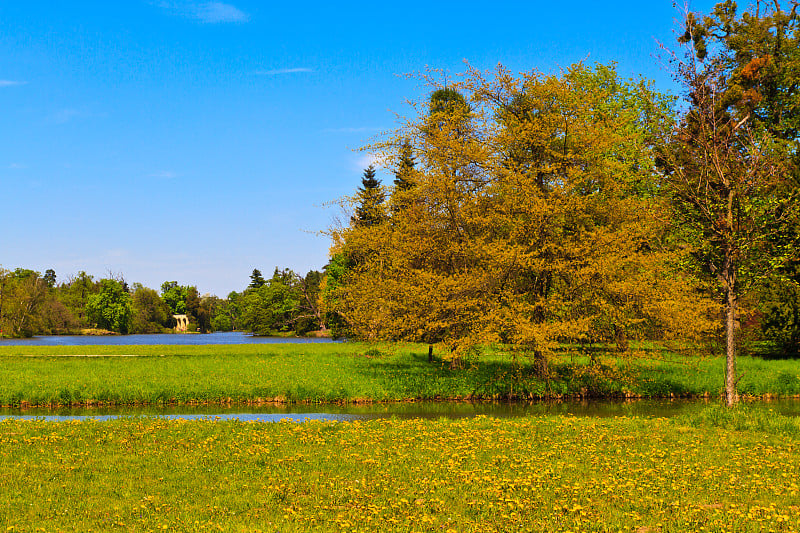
[323,1,800,404]
[0,267,324,338]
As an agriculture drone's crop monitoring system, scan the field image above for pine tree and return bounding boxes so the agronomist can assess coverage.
[429,87,468,116]
[391,140,416,215]
[43,269,56,289]
[353,165,385,227]
[249,269,266,289]
[393,140,416,192]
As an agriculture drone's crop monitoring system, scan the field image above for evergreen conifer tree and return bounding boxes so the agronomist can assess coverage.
[391,140,417,215]
[429,87,468,116]
[249,269,266,289]
[353,165,385,226]
[393,139,416,192]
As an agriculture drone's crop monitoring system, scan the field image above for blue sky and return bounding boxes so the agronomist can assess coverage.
[0,0,719,296]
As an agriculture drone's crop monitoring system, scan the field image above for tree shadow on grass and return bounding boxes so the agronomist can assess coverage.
[552,344,677,357]
[352,352,686,400]
[749,343,800,360]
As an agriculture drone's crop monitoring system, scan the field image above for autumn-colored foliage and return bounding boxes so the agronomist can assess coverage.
[327,64,717,362]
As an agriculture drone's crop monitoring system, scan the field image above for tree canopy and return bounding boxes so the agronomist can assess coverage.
[326,63,717,365]
[86,279,133,334]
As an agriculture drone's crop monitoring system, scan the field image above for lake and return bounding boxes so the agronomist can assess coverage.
[3,398,799,422]
[0,331,333,346]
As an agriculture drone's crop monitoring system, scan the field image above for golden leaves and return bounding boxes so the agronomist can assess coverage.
[330,64,715,358]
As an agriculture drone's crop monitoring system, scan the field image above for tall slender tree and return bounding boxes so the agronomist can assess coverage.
[43,269,56,289]
[681,0,800,357]
[656,3,799,404]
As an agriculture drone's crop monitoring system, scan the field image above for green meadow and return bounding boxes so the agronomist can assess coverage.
[2,344,800,532]
[0,343,799,407]
[2,407,799,532]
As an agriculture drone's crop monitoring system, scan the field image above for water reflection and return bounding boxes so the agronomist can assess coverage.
[3,398,798,422]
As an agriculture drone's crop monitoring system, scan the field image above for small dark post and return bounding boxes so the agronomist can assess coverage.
[428,344,433,363]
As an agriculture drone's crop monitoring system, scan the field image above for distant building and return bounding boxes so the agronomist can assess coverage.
[173,314,189,332]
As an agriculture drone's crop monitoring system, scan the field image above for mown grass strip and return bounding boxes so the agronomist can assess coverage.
[0,343,799,406]
[1,411,799,532]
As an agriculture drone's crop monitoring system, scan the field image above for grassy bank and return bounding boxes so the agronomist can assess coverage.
[2,408,799,532]
[0,343,799,407]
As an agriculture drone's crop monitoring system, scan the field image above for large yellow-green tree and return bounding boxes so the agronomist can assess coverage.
[327,64,716,367]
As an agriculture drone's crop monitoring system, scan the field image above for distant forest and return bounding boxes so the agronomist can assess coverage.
[0,267,324,338]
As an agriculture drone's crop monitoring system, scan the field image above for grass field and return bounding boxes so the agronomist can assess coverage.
[2,344,799,531]
[2,406,799,532]
[0,343,799,407]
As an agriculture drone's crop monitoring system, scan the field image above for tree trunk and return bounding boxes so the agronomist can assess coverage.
[0,279,4,337]
[614,324,629,352]
[533,350,549,378]
[724,272,739,406]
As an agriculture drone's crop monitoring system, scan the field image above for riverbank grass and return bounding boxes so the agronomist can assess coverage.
[2,408,799,532]
[1,342,799,406]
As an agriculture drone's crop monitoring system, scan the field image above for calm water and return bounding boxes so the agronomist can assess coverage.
[0,331,334,346]
[3,398,799,422]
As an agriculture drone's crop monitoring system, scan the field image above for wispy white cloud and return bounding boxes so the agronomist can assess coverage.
[156,1,249,23]
[254,68,313,76]
[353,153,386,171]
[104,248,131,260]
[195,2,248,23]
[149,170,179,179]
[48,108,107,124]
[0,80,26,87]
[51,109,81,124]
[7,163,27,169]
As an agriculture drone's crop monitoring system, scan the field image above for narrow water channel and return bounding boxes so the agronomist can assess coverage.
[3,398,799,422]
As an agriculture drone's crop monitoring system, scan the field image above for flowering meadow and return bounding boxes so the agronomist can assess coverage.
[2,412,799,532]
